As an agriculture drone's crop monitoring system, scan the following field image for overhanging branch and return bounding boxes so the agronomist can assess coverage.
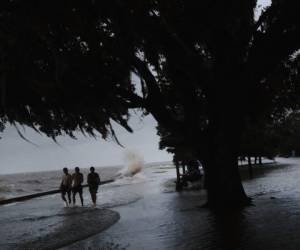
[132,56,181,133]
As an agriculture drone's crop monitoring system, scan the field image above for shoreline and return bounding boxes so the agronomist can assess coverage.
[19,208,120,250]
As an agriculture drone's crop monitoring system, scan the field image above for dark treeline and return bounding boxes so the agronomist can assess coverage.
[0,1,300,208]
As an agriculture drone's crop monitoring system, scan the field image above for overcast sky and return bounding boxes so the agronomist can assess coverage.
[0,0,271,175]
[0,114,172,174]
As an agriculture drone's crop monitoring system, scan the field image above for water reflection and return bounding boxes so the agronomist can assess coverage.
[17,207,120,249]
[61,158,300,250]
[158,192,250,250]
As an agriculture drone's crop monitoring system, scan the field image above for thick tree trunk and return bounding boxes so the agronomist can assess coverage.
[182,164,186,175]
[247,156,251,166]
[258,156,262,165]
[199,61,251,209]
[202,106,251,209]
[175,160,182,191]
[202,153,250,209]
[247,156,253,179]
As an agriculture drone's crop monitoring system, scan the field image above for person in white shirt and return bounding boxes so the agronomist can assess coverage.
[60,168,72,206]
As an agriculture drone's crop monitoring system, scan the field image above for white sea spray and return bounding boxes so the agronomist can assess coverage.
[115,150,144,178]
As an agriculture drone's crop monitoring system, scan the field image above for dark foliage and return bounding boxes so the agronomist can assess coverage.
[0,1,138,140]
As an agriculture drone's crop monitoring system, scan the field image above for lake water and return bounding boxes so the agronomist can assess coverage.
[0,166,121,200]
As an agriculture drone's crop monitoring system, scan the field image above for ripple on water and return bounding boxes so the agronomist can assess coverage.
[17,208,120,250]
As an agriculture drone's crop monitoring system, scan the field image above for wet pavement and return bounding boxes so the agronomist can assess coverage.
[62,158,300,250]
[2,159,300,249]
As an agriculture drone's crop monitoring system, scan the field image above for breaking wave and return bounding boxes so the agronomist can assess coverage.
[115,150,144,178]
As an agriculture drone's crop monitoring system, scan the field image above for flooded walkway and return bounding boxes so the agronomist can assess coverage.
[62,158,300,250]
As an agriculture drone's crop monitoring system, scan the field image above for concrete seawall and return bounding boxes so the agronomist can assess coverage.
[0,180,114,205]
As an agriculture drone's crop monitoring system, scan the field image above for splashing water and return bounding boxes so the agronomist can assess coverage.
[115,150,144,178]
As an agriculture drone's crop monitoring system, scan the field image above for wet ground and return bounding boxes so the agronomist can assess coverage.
[0,166,124,249]
[62,158,300,250]
[2,158,300,249]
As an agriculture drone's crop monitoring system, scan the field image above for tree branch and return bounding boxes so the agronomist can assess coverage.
[132,56,181,132]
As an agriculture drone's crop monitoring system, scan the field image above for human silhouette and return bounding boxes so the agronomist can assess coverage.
[72,167,84,206]
[60,167,72,207]
[87,166,101,206]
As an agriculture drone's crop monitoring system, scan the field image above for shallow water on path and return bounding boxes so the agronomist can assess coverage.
[62,158,300,250]
[2,159,300,249]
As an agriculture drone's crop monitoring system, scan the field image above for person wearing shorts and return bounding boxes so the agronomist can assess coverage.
[60,167,72,207]
[72,167,84,206]
[87,166,100,206]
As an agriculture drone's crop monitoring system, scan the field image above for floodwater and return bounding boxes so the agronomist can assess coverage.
[2,158,300,249]
[62,158,300,250]
[0,166,123,249]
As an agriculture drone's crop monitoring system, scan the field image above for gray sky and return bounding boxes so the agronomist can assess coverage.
[0,0,271,174]
[0,114,172,174]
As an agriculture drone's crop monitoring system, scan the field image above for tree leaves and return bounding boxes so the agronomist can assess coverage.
[0,0,299,160]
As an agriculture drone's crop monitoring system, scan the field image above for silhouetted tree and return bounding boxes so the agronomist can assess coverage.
[1,0,300,208]
[240,120,279,161]
[275,111,300,156]
[154,1,300,207]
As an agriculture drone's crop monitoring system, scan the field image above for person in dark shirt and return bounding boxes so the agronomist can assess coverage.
[72,167,84,206]
[87,166,101,206]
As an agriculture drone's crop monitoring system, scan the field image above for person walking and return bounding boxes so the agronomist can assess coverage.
[60,167,72,207]
[87,166,101,206]
[72,167,84,206]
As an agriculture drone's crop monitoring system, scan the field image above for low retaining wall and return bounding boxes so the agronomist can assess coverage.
[0,179,114,205]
